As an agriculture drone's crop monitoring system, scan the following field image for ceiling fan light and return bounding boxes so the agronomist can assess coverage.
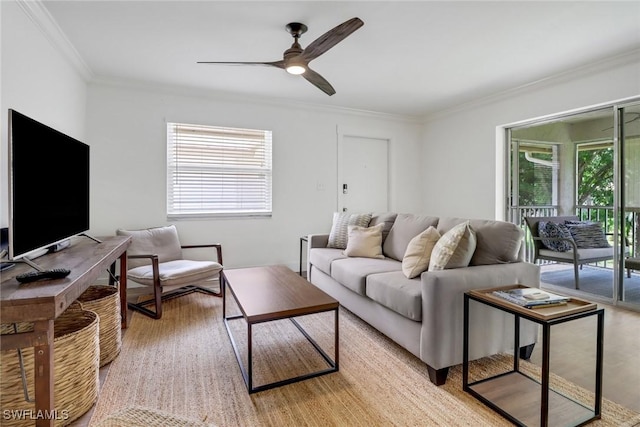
[286,64,306,75]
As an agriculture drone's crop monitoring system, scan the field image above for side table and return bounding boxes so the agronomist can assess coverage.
[463,285,604,427]
[299,235,308,277]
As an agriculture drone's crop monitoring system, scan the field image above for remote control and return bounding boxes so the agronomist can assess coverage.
[16,268,71,283]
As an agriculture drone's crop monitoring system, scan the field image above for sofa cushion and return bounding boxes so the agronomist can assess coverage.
[538,221,573,252]
[402,226,441,278]
[344,223,385,259]
[383,214,439,261]
[437,217,524,265]
[309,248,347,276]
[369,213,398,244]
[327,212,372,249]
[366,271,422,321]
[330,257,402,295]
[429,221,475,271]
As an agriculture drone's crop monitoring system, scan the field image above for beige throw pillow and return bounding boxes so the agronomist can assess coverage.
[402,226,441,279]
[429,221,476,271]
[343,223,385,259]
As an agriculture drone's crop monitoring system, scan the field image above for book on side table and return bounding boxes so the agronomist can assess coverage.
[469,284,597,321]
[492,287,569,309]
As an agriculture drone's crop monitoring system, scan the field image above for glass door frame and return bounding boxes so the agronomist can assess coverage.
[498,95,640,311]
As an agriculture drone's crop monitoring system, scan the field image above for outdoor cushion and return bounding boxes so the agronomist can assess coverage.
[330,257,402,295]
[383,214,439,261]
[539,247,614,261]
[366,271,422,321]
[309,248,347,276]
[564,221,610,248]
[538,221,574,252]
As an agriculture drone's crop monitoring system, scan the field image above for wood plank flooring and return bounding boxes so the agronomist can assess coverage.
[529,301,640,413]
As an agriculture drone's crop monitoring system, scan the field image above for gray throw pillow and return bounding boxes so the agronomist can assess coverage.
[564,221,610,248]
[327,212,372,249]
[383,214,440,261]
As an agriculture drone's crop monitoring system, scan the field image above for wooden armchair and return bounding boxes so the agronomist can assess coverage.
[115,225,223,319]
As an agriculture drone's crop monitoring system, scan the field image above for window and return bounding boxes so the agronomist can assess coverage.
[167,122,272,217]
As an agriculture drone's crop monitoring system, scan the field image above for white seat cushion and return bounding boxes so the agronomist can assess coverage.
[128,260,222,288]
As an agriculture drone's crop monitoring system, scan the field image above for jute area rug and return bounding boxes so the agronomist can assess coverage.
[89,293,639,426]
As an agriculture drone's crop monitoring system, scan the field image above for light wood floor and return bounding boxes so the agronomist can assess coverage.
[529,301,640,413]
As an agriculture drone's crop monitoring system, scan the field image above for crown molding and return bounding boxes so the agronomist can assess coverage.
[422,48,640,123]
[89,75,423,124]
[16,0,93,81]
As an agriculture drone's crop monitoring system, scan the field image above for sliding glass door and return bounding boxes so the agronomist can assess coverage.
[620,103,640,305]
[506,98,640,310]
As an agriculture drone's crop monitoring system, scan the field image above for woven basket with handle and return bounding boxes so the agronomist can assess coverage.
[0,303,99,427]
[78,285,122,366]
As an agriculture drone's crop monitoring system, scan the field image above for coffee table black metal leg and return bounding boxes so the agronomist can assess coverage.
[248,322,253,392]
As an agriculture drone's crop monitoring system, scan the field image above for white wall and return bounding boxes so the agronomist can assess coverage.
[0,0,87,227]
[420,52,640,220]
[86,83,422,269]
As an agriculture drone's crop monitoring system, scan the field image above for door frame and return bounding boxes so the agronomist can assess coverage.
[336,126,391,213]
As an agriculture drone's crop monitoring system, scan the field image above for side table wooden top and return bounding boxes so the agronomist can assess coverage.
[468,284,598,321]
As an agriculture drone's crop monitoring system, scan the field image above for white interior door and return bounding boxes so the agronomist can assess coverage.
[338,134,389,213]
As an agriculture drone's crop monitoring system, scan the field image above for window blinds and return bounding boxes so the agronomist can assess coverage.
[167,122,272,217]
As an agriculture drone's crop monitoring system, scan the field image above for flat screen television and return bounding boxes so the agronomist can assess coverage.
[8,109,90,260]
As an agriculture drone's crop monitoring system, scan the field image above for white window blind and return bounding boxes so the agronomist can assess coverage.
[167,122,272,217]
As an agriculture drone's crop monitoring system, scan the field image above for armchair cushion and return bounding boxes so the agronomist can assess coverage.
[127,260,223,288]
[116,225,183,268]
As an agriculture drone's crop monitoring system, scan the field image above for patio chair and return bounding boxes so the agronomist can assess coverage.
[524,216,616,290]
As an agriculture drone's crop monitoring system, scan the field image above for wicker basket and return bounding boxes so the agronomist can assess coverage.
[0,305,100,427]
[78,285,122,366]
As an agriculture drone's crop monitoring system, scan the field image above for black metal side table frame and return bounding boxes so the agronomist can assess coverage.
[221,273,339,394]
[463,293,604,427]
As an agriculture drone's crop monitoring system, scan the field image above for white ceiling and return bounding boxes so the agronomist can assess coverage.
[42,1,640,118]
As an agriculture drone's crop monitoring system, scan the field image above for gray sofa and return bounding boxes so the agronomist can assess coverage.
[307,213,540,385]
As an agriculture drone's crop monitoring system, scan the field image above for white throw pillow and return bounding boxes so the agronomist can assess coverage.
[402,226,441,278]
[429,221,476,271]
[343,223,385,259]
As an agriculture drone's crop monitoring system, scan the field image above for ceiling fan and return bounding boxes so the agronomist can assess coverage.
[197,17,364,96]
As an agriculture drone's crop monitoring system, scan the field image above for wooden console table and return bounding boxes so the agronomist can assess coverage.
[0,235,131,427]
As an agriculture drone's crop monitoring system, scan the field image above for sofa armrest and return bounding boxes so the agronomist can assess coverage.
[419,262,540,370]
[308,234,329,249]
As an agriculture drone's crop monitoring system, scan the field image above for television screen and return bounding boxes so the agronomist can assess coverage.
[8,109,90,259]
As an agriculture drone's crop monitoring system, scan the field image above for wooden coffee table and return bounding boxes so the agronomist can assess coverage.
[221,265,339,393]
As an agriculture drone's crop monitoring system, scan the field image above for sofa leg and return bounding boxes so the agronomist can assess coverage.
[426,365,449,386]
[519,343,535,360]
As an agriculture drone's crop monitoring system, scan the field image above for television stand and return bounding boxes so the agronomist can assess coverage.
[0,235,131,427]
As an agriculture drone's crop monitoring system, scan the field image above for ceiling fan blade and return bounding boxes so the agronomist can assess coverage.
[300,17,364,62]
[302,68,336,96]
[197,60,284,69]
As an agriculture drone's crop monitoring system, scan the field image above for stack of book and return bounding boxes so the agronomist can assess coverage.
[492,288,570,309]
